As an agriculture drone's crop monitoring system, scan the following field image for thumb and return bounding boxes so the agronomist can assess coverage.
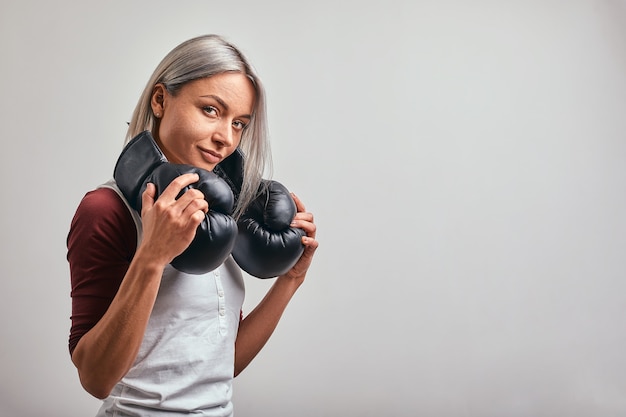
[141,183,156,216]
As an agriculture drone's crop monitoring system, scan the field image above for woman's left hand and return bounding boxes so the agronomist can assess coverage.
[282,193,319,282]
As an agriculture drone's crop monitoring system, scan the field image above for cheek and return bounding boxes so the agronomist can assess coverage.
[159,113,194,141]
[234,127,248,146]
[233,134,243,149]
[154,116,192,159]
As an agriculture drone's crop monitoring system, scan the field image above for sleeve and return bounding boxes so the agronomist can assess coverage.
[67,187,138,356]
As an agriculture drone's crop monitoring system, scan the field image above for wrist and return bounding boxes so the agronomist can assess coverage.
[276,272,305,290]
[130,247,168,277]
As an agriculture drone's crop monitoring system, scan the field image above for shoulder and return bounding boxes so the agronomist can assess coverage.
[77,187,127,216]
[67,188,136,356]
[68,187,137,257]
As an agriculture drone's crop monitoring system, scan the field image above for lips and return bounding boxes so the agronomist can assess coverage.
[199,147,222,164]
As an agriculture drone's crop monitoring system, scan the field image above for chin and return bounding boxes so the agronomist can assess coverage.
[195,162,218,172]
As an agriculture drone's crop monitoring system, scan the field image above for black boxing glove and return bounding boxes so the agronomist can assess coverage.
[113,131,167,212]
[215,150,305,279]
[234,180,306,278]
[113,131,237,274]
[140,163,238,274]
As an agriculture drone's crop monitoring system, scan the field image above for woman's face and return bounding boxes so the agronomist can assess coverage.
[151,72,256,171]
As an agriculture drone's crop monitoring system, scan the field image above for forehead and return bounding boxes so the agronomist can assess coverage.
[181,73,256,113]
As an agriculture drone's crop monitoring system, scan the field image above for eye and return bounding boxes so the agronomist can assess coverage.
[232,120,248,131]
[202,106,218,116]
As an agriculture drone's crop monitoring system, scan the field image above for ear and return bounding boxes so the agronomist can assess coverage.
[151,84,167,117]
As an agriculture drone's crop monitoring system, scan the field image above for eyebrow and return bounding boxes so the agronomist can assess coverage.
[201,94,252,120]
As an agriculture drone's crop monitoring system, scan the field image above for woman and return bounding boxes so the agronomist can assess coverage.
[67,34,318,416]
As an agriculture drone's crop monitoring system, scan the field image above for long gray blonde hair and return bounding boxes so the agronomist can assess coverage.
[126,34,271,218]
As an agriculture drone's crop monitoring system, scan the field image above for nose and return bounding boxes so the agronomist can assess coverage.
[212,119,234,148]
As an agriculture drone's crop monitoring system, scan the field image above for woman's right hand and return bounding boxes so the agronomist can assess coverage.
[72,172,208,399]
[138,173,208,267]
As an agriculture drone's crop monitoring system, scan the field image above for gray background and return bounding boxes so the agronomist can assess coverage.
[1,1,626,416]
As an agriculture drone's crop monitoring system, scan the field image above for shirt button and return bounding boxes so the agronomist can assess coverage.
[219,310,226,316]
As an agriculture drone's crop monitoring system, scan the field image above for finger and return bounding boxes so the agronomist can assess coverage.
[291,216,315,230]
[159,173,200,202]
[292,236,319,273]
[305,222,317,239]
[300,229,319,245]
[141,183,156,216]
[291,209,315,229]
[292,218,316,241]
[188,207,207,228]
[175,187,207,212]
[181,195,209,219]
[292,211,314,223]
[290,192,307,213]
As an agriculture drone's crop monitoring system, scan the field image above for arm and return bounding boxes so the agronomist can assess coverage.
[71,250,164,399]
[234,193,318,376]
[71,174,208,399]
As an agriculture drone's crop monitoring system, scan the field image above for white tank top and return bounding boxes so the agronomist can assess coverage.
[95,180,245,417]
